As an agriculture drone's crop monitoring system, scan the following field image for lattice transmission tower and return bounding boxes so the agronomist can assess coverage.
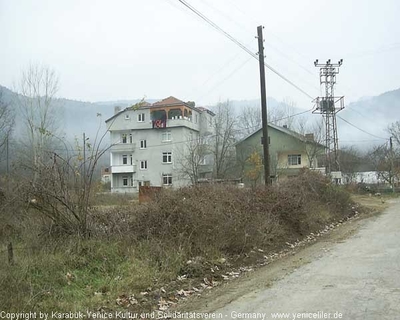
[313,59,345,174]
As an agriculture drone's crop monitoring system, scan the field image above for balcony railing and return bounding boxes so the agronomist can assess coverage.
[111,165,136,173]
[111,143,136,152]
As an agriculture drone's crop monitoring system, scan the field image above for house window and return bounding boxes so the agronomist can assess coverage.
[129,134,133,144]
[122,176,128,186]
[125,114,130,120]
[122,155,128,165]
[140,160,148,170]
[162,152,172,164]
[122,134,127,144]
[140,139,147,149]
[130,154,133,165]
[163,174,172,185]
[162,131,171,142]
[288,154,301,166]
[138,113,145,122]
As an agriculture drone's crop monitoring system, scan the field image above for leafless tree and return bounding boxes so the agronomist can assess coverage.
[388,121,400,146]
[294,118,325,169]
[237,105,262,137]
[0,91,14,160]
[338,146,365,183]
[236,99,300,138]
[211,101,237,179]
[25,116,112,237]
[176,133,209,185]
[14,64,61,181]
[368,143,398,185]
[275,98,299,129]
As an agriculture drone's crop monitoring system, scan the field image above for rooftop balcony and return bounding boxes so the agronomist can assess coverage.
[165,117,199,131]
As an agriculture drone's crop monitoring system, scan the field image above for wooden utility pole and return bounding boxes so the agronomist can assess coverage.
[83,132,86,180]
[6,134,10,193]
[390,136,395,193]
[257,26,270,185]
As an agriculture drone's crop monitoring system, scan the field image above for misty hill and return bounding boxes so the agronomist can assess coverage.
[338,88,400,147]
[1,84,400,151]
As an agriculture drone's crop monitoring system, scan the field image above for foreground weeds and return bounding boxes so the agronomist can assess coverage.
[0,171,356,312]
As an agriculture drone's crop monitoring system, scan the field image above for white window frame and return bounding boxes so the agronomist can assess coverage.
[137,113,145,122]
[288,154,301,166]
[162,152,172,164]
[125,114,130,120]
[122,176,128,186]
[129,133,133,144]
[140,160,148,170]
[163,174,172,185]
[140,139,147,149]
[122,154,128,165]
[162,131,172,142]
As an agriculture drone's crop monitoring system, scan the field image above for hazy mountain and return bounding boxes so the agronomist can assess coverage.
[1,84,399,151]
[338,88,400,148]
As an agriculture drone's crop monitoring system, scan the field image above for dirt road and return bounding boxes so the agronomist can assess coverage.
[181,198,400,319]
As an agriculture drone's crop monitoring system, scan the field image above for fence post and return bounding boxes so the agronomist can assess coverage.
[7,242,14,265]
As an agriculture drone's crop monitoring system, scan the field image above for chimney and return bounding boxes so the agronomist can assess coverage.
[305,133,314,141]
[114,106,121,114]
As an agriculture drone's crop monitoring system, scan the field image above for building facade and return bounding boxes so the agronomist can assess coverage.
[105,96,214,193]
[235,124,325,184]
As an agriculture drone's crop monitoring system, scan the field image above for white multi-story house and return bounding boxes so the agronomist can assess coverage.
[105,96,215,193]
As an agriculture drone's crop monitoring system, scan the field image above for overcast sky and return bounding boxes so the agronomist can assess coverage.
[1,0,399,109]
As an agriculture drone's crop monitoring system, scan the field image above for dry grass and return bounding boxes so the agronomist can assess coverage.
[0,171,356,312]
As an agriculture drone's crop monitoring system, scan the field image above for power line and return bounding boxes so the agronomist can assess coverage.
[337,115,387,140]
[176,0,314,100]
[196,56,253,103]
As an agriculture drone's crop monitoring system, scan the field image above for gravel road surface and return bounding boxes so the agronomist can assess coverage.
[183,199,400,320]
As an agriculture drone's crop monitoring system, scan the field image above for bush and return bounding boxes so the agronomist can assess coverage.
[0,170,355,311]
[90,170,353,257]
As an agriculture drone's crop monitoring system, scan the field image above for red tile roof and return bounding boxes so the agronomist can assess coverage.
[152,96,185,107]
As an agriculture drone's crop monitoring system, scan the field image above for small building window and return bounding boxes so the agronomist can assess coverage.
[125,114,130,120]
[163,174,172,185]
[122,155,128,165]
[122,134,127,144]
[140,139,147,149]
[129,134,133,144]
[162,131,171,142]
[122,176,128,186]
[138,113,145,122]
[288,154,301,166]
[140,160,148,170]
[162,152,172,164]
